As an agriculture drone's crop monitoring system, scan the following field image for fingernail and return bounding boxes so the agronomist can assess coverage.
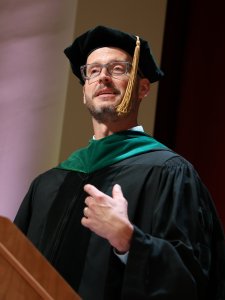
[115,184,121,190]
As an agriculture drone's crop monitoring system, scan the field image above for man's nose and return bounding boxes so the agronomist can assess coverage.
[98,66,112,82]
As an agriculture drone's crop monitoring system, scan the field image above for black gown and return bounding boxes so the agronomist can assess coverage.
[14,149,225,300]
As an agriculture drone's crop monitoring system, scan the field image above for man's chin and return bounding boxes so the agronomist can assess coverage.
[88,105,120,122]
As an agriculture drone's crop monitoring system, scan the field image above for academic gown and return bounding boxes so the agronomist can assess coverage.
[14,149,225,300]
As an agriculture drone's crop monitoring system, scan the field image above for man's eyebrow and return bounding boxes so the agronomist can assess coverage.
[86,60,131,65]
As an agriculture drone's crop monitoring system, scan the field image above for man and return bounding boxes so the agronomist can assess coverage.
[14,26,225,299]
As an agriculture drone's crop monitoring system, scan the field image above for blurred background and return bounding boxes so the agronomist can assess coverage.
[0,0,224,229]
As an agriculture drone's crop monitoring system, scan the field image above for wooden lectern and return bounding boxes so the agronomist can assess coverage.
[0,216,81,299]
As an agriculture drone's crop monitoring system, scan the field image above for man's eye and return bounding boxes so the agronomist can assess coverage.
[114,66,123,71]
[91,68,99,74]
[87,66,100,77]
[112,64,125,73]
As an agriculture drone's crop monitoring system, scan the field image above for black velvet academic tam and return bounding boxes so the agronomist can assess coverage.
[14,149,225,300]
[64,25,164,85]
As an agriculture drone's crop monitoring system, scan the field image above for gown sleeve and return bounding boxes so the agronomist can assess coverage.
[14,179,35,234]
[14,169,67,248]
[120,156,225,300]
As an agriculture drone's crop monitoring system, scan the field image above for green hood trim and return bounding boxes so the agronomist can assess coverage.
[57,130,168,174]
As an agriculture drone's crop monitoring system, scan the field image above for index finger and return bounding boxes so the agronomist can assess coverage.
[84,184,105,199]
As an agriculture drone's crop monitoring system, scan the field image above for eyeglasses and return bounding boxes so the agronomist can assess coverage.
[80,61,132,81]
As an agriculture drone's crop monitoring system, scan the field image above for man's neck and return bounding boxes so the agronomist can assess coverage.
[92,118,138,140]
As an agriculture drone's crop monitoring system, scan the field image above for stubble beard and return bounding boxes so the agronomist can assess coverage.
[86,101,120,123]
[84,81,140,123]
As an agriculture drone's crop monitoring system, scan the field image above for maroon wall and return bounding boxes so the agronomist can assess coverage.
[155,0,225,227]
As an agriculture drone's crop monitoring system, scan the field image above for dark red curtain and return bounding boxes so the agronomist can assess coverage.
[155,0,225,228]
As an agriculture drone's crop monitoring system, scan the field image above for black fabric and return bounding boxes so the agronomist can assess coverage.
[39,171,91,289]
[14,150,225,300]
[64,25,164,84]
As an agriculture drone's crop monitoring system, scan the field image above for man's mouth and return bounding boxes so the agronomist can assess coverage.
[94,88,119,97]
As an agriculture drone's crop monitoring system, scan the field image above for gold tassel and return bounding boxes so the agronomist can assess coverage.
[116,36,140,115]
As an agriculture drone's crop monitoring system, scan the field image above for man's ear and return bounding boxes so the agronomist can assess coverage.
[83,86,86,104]
[138,78,150,100]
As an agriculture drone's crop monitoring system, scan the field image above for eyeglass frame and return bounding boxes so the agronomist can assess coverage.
[80,61,133,82]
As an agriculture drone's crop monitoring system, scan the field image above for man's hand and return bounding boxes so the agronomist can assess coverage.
[81,184,134,253]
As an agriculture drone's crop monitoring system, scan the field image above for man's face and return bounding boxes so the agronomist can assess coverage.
[82,47,140,122]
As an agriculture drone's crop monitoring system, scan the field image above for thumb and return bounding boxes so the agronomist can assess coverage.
[112,184,123,199]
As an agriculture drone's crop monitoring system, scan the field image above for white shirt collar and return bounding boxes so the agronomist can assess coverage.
[93,125,144,140]
[129,125,144,132]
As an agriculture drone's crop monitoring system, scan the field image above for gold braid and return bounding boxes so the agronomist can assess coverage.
[116,36,140,115]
